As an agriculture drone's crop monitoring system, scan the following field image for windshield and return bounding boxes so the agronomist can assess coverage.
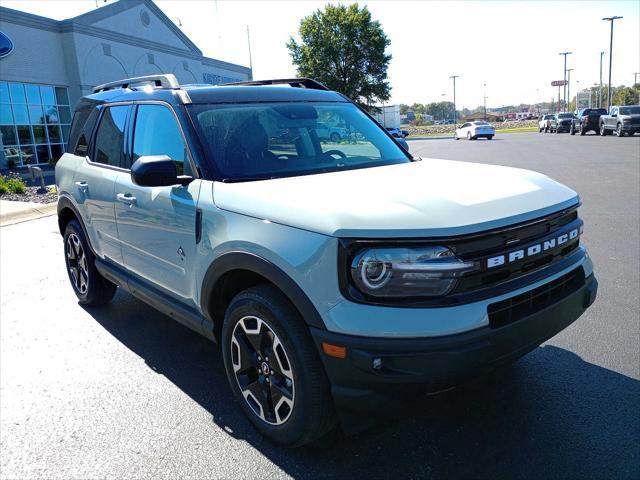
[558,113,573,119]
[619,106,640,115]
[188,102,410,181]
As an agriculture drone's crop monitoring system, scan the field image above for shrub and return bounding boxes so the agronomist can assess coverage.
[0,173,27,194]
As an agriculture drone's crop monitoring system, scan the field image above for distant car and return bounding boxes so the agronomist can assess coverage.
[455,121,495,140]
[385,127,406,138]
[570,108,608,135]
[539,114,554,133]
[315,123,347,142]
[599,105,640,137]
[550,112,574,133]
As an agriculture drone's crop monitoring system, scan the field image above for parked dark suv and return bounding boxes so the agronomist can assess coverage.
[570,108,607,135]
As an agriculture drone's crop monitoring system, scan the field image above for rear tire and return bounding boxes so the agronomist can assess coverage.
[580,125,586,136]
[487,135,494,140]
[221,285,336,447]
[570,125,576,135]
[63,220,117,306]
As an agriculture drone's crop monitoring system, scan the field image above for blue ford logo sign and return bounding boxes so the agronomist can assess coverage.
[0,32,14,58]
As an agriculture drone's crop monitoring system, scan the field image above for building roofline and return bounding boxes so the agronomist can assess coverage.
[68,0,202,56]
[0,1,251,75]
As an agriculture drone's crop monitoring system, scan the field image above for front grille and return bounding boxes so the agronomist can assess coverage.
[487,267,585,328]
[452,206,581,294]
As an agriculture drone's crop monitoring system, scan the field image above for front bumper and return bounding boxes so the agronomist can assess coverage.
[311,272,597,413]
[621,123,639,133]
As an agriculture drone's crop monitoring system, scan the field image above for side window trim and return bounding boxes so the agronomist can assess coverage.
[131,100,198,177]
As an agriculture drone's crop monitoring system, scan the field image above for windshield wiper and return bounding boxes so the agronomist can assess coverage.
[221,176,280,183]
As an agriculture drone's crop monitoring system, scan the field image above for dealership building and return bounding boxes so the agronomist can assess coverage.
[0,0,251,168]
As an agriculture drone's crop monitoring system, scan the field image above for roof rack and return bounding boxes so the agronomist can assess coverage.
[221,78,330,91]
[93,74,180,93]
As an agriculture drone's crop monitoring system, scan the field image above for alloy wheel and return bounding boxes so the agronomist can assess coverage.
[66,233,89,295]
[230,315,295,425]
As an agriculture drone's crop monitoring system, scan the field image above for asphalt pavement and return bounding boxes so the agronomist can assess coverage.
[1,132,639,479]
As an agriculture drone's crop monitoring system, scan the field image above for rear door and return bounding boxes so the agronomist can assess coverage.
[114,102,201,301]
[73,104,130,264]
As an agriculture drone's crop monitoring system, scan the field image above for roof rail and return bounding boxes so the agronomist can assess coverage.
[93,74,180,93]
[221,78,330,91]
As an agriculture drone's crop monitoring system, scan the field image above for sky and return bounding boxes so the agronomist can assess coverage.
[2,0,639,109]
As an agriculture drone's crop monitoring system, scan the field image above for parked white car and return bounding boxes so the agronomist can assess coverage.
[539,114,554,133]
[455,121,495,140]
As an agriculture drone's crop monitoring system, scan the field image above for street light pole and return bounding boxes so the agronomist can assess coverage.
[602,16,623,110]
[559,52,572,109]
[634,72,639,86]
[483,82,487,120]
[567,68,574,111]
[599,51,605,108]
[450,75,459,130]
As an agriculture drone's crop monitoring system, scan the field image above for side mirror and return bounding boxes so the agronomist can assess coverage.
[131,155,193,187]
[611,113,617,117]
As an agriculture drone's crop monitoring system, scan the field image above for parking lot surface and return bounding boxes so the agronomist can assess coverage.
[1,133,639,479]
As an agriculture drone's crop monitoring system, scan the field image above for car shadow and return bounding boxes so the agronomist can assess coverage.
[84,290,640,479]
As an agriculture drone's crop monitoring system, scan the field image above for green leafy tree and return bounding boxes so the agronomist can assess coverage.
[287,4,391,108]
[399,104,409,115]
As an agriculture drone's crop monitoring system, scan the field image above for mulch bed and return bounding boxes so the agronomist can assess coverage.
[0,186,57,204]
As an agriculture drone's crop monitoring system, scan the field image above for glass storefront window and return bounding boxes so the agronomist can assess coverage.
[0,103,13,125]
[29,105,45,124]
[16,125,32,145]
[9,83,26,103]
[12,105,29,124]
[1,125,17,145]
[33,125,47,144]
[40,86,55,105]
[1,82,70,166]
[47,124,61,143]
[25,84,41,104]
[0,82,9,103]
[55,87,69,106]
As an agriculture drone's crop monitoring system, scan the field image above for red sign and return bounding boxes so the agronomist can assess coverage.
[551,80,567,87]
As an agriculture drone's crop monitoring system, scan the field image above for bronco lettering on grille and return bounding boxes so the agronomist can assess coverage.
[487,228,580,268]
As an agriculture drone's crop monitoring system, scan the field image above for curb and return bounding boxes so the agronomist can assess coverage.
[0,201,57,227]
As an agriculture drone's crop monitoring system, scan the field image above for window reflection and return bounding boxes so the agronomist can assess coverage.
[0,81,71,167]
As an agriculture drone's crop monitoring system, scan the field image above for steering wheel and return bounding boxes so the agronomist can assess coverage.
[321,149,347,160]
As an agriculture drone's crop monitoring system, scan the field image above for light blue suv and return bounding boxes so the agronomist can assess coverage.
[56,75,598,447]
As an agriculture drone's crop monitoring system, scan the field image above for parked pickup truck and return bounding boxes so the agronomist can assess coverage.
[56,74,598,447]
[599,105,640,137]
[570,108,608,135]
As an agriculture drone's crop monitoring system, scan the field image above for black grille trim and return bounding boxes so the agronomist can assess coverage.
[488,267,585,328]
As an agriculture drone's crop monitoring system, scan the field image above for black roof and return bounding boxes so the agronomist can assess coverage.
[84,84,347,106]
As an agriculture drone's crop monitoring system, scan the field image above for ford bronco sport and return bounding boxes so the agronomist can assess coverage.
[56,75,598,447]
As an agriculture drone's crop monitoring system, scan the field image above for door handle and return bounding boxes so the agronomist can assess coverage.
[75,181,88,192]
[116,193,137,206]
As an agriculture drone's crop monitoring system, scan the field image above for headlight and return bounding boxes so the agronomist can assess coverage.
[350,246,477,298]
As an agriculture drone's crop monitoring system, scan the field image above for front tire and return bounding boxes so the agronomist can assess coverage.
[329,132,340,143]
[487,135,494,140]
[63,220,117,306]
[616,124,625,137]
[221,285,336,447]
[580,125,586,136]
[570,125,576,135]
[600,123,608,136]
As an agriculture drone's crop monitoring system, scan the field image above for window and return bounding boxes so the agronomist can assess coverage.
[189,102,409,181]
[132,104,188,173]
[93,106,128,167]
[0,81,71,166]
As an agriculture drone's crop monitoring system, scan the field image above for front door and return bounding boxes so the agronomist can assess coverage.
[114,103,200,301]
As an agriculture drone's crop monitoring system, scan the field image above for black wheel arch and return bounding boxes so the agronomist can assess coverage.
[200,252,327,333]
[57,196,90,242]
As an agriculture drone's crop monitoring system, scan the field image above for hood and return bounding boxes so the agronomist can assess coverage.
[213,160,579,238]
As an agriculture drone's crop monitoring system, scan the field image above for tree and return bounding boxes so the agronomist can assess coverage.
[287,4,391,108]
[399,104,409,115]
